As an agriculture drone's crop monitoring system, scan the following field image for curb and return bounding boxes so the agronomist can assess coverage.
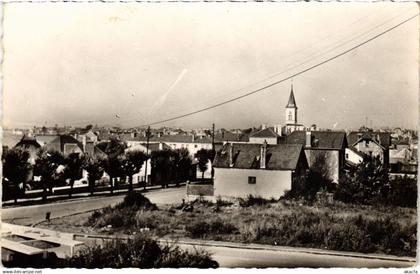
[164,238,417,263]
[3,183,186,209]
[70,233,416,264]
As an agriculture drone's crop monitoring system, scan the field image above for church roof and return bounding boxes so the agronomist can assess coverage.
[286,85,297,108]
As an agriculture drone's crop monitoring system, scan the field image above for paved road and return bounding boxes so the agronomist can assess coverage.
[177,243,415,268]
[208,246,414,268]
[2,187,186,226]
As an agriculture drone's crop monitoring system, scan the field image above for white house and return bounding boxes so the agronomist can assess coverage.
[212,142,308,199]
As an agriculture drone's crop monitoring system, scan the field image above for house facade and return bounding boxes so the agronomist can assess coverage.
[347,132,391,167]
[286,130,347,183]
[213,142,308,199]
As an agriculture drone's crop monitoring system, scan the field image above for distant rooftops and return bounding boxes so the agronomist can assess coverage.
[250,127,280,138]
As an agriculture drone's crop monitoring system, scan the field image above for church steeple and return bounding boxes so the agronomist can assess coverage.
[286,84,297,108]
[285,84,298,126]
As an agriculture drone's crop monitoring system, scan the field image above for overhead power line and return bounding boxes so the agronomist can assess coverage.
[119,8,410,125]
[139,13,419,128]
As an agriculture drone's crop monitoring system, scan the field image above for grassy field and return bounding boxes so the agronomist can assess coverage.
[40,194,417,257]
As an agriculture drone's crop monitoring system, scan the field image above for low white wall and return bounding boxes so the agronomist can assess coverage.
[214,168,292,199]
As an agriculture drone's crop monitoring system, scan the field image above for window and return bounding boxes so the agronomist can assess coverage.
[248,176,256,184]
[365,140,370,147]
[288,112,292,121]
[345,153,349,159]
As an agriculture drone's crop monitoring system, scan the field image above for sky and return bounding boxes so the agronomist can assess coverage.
[3,2,419,130]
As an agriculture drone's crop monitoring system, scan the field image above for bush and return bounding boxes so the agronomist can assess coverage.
[160,245,219,268]
[238,195,271,207]
[215,196,233,207]
[59,234,218,268]
[235,205,416,256]
[186,219,238,238]
[116,191,158,211]
[86,193,158,229]
[90,207,137,228]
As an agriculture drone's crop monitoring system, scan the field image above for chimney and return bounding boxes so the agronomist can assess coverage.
[274,125,282,137]
[192,134,195,142]
[305,131,312,148]
[260,140,267,169]
[229,143,234,167]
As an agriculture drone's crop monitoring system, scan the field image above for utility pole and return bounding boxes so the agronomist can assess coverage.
[144,126,150,191]
[211,123,215,182]
[212,123,215,152]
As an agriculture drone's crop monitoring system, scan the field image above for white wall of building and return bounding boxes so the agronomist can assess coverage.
[214,168,292,199]
[345,148,363,165]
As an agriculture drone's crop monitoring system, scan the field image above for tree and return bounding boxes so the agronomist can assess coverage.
[286,151,334,201]
[174,148,192,185]
[2,148,31,203]
[34,150,65,202]
[100,156,124,194]
[151,149,177,188]
[121,150,148,192]
[196,149,214,179]
[335,155,389,205]
[83,156,104,196]
[97,138,126,194]
[64,153,85,198]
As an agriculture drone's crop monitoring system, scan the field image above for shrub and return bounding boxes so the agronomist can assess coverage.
[238,195,270,207]
[92,207,137,228]
[86,193,158,229]
[216,196,233,207]
[186,219,238,238]
[160,245,218,268]
[59,235,218,268]
[116,191,158,211]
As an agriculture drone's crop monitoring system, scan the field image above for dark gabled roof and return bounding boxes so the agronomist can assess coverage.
[214,130,246,142]
[15,135,41,149]
[287,131,347,150]
[250,127,280,138]
[46,135,83,153]
[213,143,304,170]
[94,146,108,158]
[35,135,58,146]
[347,132,391,149]
[286,85,297,108]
